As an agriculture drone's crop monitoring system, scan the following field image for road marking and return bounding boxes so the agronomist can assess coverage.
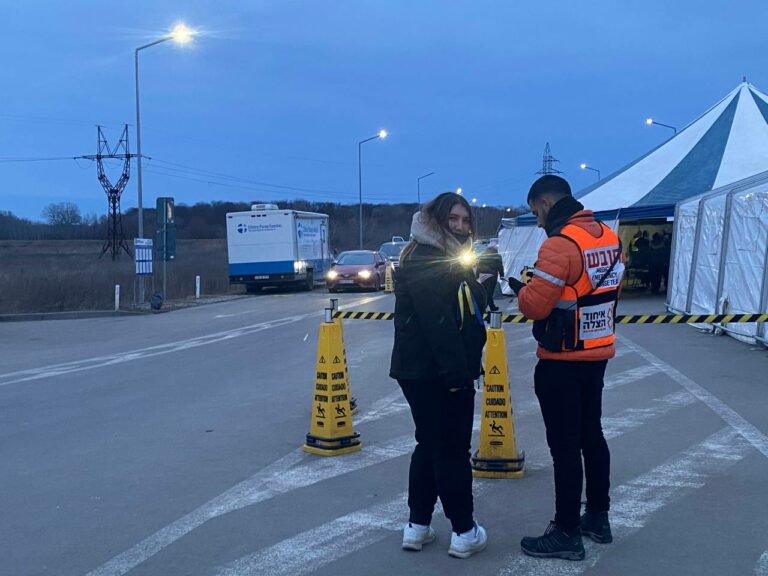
[0,295,388,388]
[602,390,696,438]
[604,364,660,390]
[756,551,768,576]
[498,428,754,575]
[355,389,408,425]
[84,432,416,576]
[619,334,768,459]
[213,390,704,576]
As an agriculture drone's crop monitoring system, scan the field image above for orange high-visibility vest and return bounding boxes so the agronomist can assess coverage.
[549,222,624,351]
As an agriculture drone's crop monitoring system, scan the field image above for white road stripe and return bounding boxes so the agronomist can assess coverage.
[214,390,699,576]
[602,390,696,439]
[756,551,768,576]
[84,414,415,576]
[604,364,660,390]
[498,428,754,575]
[216,493,408,576]
[619,334,768,459]
[0,295,386,388]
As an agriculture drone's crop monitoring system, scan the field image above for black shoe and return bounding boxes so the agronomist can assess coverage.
[580,511,613,543]
[520,522,585,560]
[489,304,499,312]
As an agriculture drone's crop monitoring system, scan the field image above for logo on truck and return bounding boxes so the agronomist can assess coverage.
[237,223,248,234]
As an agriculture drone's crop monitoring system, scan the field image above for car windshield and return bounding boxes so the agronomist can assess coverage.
[379,243,406,258]
[336,253,375,265]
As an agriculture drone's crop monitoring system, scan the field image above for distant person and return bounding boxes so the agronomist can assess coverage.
[648,233,665,294]
[635,230,650,250]
[477,244,504,312]
[507,175,624,561]
[661,232,672,290]
[390,192,488,559]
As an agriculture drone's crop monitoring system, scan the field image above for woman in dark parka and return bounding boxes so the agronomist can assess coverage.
[390,192,488,559]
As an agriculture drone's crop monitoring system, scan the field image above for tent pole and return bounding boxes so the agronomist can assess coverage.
[758,202,768,343]
[714,190,735,310]
[686,198,708,313]
[666,203,681,311]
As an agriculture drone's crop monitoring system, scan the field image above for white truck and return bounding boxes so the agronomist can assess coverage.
[226,204,331,292]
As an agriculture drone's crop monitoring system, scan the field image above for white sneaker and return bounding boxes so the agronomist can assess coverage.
[448,522,487,558]
[402,522,436,551]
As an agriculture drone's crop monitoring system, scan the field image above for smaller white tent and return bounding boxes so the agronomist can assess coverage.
[668,170,768,344]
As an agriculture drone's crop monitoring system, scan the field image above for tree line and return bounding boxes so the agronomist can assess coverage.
[0,200,525,251]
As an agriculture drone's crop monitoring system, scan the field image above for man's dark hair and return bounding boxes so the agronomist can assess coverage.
[527,175,572,203]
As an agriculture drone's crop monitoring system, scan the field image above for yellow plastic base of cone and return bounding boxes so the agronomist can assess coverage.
[472,468,525,479]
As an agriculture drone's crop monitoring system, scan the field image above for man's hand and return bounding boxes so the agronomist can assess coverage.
[507,276,525,295]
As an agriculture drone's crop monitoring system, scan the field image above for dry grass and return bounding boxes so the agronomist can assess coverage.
[0,239,241,313]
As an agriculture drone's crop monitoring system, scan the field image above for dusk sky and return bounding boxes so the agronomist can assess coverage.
[2,0,767,222]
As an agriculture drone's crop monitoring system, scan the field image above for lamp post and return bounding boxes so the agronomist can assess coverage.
[358,129,387,249]
[580,162,601,181]
[456,187,463,195]
[417,171,435,207]
[135,23,194,303]
[645,117,677,134]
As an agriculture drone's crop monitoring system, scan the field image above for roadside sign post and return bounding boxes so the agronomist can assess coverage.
[134,238,153,305]
[155,197,176,301]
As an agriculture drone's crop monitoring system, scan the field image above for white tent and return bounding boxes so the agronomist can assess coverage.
[668,170,768,345]
[499,81,768,293]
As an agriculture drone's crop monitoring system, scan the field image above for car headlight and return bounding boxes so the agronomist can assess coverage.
[358,269,371,279]
[294,260,307,273]
[327,270,338,279]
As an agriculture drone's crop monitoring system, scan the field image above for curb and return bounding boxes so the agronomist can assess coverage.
[0,295,251,323]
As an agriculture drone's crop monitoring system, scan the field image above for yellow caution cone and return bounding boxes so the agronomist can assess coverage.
[472,311,525,478]
[330,299,358,415]
[304,308,361,456]
[384,262,394,293]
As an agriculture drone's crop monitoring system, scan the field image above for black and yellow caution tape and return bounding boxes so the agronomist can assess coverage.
[333,311,768,324]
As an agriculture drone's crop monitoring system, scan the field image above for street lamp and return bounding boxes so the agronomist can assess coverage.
[358,129,387,249]
[456,187,463,195]
[645,117,677,134]
[580,162,601,181]
[417,171,435,207]
[135,23,195,303]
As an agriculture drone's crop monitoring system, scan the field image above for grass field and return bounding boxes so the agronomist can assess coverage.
[0,239,238,313]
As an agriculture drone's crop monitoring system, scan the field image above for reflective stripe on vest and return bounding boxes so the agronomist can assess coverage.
[557,222,624,351]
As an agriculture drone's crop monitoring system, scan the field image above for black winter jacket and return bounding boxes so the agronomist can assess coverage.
[389,243,487,387]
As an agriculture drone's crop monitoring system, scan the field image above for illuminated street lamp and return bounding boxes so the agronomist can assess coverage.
[456,187,463,195]
[417,171,435,207]
[580,162,601,181]
[358,129,387,249]
[134,22,196,303]
[645,117,677,134]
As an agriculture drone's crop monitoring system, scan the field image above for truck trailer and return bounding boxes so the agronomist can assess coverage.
[226,204,331,292]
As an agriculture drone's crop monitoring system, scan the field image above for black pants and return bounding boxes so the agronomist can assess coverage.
[481,278,497,310]
[398,379,475,534]
[534,359,610,531]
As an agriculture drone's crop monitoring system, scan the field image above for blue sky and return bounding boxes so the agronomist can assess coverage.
[2,0,767,221]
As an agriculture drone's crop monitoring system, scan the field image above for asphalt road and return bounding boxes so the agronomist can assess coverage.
[1,289,767,576]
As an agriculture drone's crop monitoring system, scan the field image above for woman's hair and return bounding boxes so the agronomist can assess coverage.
[401,192,475,261]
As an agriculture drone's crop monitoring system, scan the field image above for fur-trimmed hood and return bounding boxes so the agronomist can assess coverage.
[409,211,470,254]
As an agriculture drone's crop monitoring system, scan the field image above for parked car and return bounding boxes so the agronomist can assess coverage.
[326,250,387,292]
[378,240,408,271]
